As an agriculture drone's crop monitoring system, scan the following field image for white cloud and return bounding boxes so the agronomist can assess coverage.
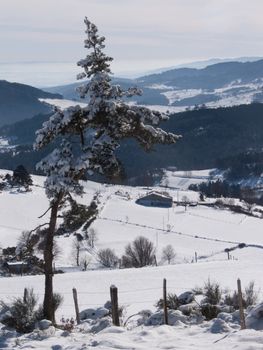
[1,0,263,74]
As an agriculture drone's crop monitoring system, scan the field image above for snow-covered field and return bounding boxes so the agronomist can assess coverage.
[0,170,263,349]
[39,98,88,109]
[160,168,221,189]
[40,78,263,116]
[161,81,263,110]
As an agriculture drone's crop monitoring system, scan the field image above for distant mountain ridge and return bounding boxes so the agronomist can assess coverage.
[0,80,62,126]
[138,59,263,89]
[44,59,263,109]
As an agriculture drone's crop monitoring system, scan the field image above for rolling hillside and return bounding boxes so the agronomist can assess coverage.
[0,103,263,182]
[0,80,62,126]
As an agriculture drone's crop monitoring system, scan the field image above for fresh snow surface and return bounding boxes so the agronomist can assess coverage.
[161,168,263,190]
[160,168,221,190]
[161,81,263,110]
[163,89,203,105]
[39,98,88,109]
[0,170,263,349]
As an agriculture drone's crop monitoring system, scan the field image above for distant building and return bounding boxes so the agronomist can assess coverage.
[136,191,173,208]
[6,261,29,275]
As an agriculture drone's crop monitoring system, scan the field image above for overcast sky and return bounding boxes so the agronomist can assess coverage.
[1,0,263,85]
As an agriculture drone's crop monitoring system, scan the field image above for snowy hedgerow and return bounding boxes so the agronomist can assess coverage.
[34,18,181,322]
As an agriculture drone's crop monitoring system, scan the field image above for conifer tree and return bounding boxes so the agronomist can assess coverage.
[34,18,181,322]
[12,164,33,189]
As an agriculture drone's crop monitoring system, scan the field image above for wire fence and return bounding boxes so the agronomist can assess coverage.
[1,281,263,314]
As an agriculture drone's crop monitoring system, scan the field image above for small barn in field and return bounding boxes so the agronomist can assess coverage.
[136,191,173,208]
[6,261,29,275]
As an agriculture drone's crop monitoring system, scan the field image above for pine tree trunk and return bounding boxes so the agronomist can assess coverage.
[43,193,62,323]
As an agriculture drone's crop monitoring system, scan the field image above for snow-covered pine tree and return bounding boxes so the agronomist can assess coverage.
[34,17,181,322]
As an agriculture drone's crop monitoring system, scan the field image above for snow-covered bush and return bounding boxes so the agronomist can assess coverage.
[178,291,195,305]
[80,307,109,321]
[145,309,188,326]
[246,302,263,330]
[209,318,232,333]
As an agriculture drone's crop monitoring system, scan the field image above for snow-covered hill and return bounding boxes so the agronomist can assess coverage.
[0,170,261,269]
[1,170,263,349]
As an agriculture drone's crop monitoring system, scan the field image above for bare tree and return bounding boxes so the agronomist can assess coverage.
[181,195,190,211]
[162,244,176,264]
[72,238,82,266]
[80,253,91,271]
[87,227,98,248]
[16,231,38,259]
[97,248,118,268]
[122,236,155,268]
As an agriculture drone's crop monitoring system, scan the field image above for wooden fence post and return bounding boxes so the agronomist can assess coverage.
[110,285,120,326]
[195,252,198,263]
[23,288,28,303]
[237,278,246,329]
[72,287,80,325]
[163,278,168,325]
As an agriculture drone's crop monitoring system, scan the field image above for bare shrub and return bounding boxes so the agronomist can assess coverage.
[121,236,155,268]
[224,281,258,310]
[181,195,190,210]
[97,248,118,268]
[204,279,222,305]
[16,231,39,259]
[201,304,220,320]
[162,244,176,264]
[80,253,91,271]
[192,285,203,295]
[53,293,64,312]
[156,293,179,310]
[0,288,40,333]
[224,291,239,310]
[244,281,258,307]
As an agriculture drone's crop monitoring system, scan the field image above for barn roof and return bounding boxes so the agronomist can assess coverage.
[139,191,173,201]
